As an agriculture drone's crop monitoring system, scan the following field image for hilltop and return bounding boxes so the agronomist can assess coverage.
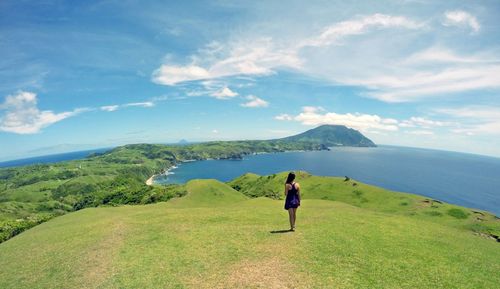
[0,173,498,288]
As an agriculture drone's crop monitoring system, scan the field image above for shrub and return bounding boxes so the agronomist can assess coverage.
[424,211,443,217]
[0,214,55,243]
[447,208,469,219]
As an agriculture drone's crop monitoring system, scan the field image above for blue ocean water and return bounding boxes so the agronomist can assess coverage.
[0,148,112,168]
[156,145,500,215]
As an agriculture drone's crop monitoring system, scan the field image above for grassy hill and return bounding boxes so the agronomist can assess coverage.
[169,179,248,207]
[0,175,498,289]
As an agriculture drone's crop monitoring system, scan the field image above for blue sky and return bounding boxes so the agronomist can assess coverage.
[1,0,500,160]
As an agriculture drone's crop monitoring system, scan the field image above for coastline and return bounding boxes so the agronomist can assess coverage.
[145,175,156,186]
[145,164,179,186]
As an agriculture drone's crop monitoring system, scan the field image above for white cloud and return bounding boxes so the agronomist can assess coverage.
[443,10,480,33]
[240,95,269,108]
[152,38,301,86]
[303,13,422,47]
[348,49,500,102]
[152,65,210,85]
[404,47,493,64]
[436,106,500,119]
[0,91,85,134]
[212,129,219,134]
[124,101,155,108]
[275,113,293,121]
[435,106,500,135]
[210,86,238,99]
[100,105,119,112]
[100,101,157,112]
[399,116,451,128]
[405,130,434,135]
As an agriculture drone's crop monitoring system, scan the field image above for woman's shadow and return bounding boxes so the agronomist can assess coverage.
[270,229,294,234]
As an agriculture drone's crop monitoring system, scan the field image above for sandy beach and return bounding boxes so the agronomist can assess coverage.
[145,175,155,186]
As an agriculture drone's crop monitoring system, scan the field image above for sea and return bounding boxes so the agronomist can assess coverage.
[0,148,112,168]
[155,145,500,216]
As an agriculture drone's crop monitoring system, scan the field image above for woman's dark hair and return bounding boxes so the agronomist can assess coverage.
[285,172,296,184]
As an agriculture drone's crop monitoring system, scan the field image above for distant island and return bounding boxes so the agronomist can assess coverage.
[279,124,376,147]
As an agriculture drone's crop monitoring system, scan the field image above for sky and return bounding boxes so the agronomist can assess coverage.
[1,0,500,161]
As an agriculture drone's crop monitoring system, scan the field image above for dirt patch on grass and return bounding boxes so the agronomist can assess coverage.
[187,256,306,289]
[76,220,126,288]
[225,256,300,289]
[186,235,312,289]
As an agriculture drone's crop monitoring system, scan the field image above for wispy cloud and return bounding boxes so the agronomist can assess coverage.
[100,105,119,112]
[152,38,301,86]
[405,130,434,135]
[399,117,452,128]
[435,106,500,135]
[275,114,293,121]
[443,10,480,33]
[0,91,87,134]
[124,101,155,108]
[347,48,500,102]
[100,101,156,112]
[240,95,269,108]
[302,13,423,47]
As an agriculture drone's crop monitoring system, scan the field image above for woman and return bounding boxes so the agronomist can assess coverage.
[284,172,301,231]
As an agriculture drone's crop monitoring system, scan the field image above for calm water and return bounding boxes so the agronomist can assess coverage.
[0,148,112,168]
[156,146,500,215]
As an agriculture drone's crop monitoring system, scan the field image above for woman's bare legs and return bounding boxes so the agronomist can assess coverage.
[288,208,297,230]
[292,208,297,229]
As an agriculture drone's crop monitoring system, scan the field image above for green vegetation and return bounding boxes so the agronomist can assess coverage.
[280,124,376,147]
[447,208,469,219]
[0,177,498,288]
[1,125,368,242]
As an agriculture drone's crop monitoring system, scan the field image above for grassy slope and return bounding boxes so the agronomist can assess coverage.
[229,172,500,237]
[0,178,499,289]
[168,179,248,207]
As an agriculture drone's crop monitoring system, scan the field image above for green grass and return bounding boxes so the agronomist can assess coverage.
[169,179,248,207]
[0,177,499,289]
[230,172,500,237]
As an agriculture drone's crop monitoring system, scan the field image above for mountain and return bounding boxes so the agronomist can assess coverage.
[279,125,376,147]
